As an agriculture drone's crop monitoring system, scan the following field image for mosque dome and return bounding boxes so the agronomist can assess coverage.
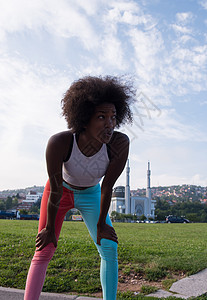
[112,186,125,198]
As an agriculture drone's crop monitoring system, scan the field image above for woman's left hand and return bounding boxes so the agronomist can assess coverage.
[97,223,118,245]
[35,228,57,251]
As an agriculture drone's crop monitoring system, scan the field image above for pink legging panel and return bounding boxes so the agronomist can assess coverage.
[24,181,74,300]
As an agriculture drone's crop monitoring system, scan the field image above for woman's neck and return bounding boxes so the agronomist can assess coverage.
[76,132,103,157]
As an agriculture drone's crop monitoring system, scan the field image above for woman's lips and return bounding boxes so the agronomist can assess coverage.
[102,131,113,142]
[104,130,113,137]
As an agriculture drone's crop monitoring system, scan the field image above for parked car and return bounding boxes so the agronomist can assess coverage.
[20,214,39,220]
[166,215,190,223]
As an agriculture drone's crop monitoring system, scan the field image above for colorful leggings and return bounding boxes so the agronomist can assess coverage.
[24,180,118,300]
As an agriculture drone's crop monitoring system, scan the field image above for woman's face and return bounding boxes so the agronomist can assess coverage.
[85,102,117,144]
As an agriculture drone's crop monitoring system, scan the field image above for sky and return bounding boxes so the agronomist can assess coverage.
[0,0,207,190]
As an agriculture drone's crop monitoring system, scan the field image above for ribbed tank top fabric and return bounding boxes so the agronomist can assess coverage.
[62,134,110,187]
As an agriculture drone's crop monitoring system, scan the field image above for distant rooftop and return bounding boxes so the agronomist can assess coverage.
[112,186,125,198]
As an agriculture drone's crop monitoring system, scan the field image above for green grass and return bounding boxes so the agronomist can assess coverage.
[1,220,207,298]
[116,223,207,273]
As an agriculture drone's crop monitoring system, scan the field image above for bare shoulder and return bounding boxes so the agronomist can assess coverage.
[102,131,129,189]
[108,131,129,160]
[47,131,73,161]
[48,130,73,145]
[110,131,129,144]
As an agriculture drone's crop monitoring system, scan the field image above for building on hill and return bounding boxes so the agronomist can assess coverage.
[109,161,156,219]
[24,191,42,203]
[16,202,33,211]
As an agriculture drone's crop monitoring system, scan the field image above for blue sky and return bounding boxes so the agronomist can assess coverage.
[0,0,207,190]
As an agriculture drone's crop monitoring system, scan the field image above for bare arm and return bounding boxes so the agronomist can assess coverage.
[36,131,72,251]
[97,132,129,245]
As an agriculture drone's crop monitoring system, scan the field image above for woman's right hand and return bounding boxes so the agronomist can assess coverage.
[35,228,57,251]
[97,223,118,246]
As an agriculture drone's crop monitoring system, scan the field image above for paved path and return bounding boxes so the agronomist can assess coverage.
[147,268,207,298]
[0,287,102,300]
[1,268,207,299]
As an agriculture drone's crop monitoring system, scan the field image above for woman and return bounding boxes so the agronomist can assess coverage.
[24,76,135,300]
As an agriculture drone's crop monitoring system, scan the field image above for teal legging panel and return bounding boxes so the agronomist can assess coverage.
[64,182,118,300]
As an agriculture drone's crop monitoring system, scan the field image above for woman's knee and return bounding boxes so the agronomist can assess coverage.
[98,238,118,261]
[32,243,56,263]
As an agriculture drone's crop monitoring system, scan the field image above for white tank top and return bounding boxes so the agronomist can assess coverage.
[62,134,110,187]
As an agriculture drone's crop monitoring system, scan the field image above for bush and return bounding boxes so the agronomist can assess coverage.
[140,285,158,295]
[145,264,167,281]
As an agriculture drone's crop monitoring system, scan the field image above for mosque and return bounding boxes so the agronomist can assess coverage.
[109,161,156,219]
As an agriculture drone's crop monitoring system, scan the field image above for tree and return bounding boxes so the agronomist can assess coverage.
[200,212,207,223]
[19,209,28,215]
[124,213,133,222]
[111,211,117,222]
[111,211,122,222]
[12,197,18,207]
[0,200,5,210]
[30,206,39,214]
[140,214,146,221]
[6,197,12,209]
[156,209,167,221]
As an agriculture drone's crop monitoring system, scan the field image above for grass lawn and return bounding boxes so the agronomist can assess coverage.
[0,220,207,299]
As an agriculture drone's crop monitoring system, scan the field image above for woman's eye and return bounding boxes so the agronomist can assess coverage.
[97,114,116,120]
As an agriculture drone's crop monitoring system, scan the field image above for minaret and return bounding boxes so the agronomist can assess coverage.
[146,161,151,199]
[146,161,152,219]
[125,159,130,214]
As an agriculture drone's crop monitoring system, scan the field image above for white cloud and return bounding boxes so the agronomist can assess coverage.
[130,153,143,163]
[158,41,207,96]
[44,1,99,50]
[199,0,207,10]
[149,110,207,142]
[123,105,207,144]
[193,45,207,64]
[179,35,195,44]
[175,12,194,24]
[199,100,207,105]
[190,174,207,186]
[73,0,100,15]
[128,172,207,189]
[108,0,140,18]
[99,0,146,70]
[100,34,126,70]
[0,0,45,34]
[0,54,71,189]
[0,55,68,131]
[105,0,155,29]
[0,0,100,50]
[151,174,189,188]
[171,12,194,36]
[171,24,192,35]
[126,141,207,188]
[129,27,164,81]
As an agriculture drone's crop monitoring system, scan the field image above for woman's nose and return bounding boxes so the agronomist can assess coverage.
[105,117,114,128]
